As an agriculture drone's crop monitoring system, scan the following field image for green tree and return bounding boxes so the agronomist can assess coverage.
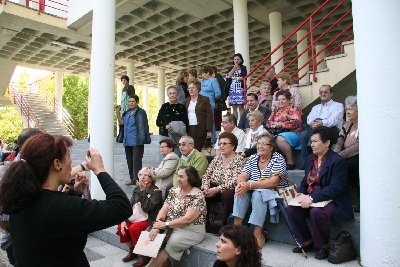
[0,106,24,143]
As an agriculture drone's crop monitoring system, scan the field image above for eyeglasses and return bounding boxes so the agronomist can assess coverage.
[159,146,169,149]
[257,142,271,147]
[178,143,190,147]
[218,142,232,146]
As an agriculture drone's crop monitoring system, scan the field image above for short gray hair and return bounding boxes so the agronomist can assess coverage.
[345,95,357,111]
[246,110,264,124]
[180,135,194,144]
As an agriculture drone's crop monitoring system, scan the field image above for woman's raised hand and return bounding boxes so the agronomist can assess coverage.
[85,148,106,175]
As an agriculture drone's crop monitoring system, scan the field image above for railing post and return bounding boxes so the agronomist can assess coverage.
[309,18,317,82]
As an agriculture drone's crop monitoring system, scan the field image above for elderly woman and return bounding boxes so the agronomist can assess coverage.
[156,86,189,144]
[258,81,272,111]
[152,139,179,199]
[334,96,359,212]
[287,127,353,260]
[202,132,245,225]
[148,166,206,267]
[271,72,302,111]
[242,110,268,157]
[266,90,303,170]
[117,167,163,266]
[184,79,213,151]
[232,133,288,248]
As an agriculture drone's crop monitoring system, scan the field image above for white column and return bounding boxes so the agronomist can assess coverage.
[54,71,63,121]
[158,69,165,109]
[89,0,116,200]
[269,12,284,72]
[116,77,123,106]
[296,30,309,84]
[127,62,135,88]
[315,45,327,70]
[142,87,149,111]
[233,0,250,81]
[353,0,400,266]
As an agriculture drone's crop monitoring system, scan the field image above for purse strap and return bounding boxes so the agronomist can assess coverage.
[334,231,352,240]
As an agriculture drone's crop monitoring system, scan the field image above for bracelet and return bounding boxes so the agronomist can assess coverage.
[80,163,85,171]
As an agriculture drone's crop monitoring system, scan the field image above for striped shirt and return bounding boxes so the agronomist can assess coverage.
[242,152,289,188]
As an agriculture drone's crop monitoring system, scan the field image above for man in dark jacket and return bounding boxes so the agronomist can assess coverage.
[237,93,270,131]
[116,95,151,185]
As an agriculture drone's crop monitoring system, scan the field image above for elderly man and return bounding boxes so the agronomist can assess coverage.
[238,93,270,131]
[214,114,245,155]
[172,136,208,187]
[301,85,344,162]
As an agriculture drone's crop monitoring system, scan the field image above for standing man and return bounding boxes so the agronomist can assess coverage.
[300,85,344,162]
[116,95,151,185]
[237,93,270,131]
[214,114,245,155]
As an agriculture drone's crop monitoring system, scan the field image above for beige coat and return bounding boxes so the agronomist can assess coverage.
[153,152,179,198]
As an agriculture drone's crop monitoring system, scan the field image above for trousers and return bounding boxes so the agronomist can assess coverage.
[124,145,144,181]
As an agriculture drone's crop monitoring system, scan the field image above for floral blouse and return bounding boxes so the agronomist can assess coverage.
[266,104,303,132]
[165,187,206,225]
[201,153,245,192]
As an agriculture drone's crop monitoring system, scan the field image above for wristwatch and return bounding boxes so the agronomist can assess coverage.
[165,222,170,229]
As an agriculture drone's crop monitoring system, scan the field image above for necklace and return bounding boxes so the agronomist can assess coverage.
[259,156,271,164]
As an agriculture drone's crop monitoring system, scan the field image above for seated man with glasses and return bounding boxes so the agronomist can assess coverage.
[172,136,208,188]
[213,114,245,156]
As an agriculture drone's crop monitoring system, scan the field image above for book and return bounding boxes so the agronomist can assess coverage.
[133,231,166,258]
[288,195,332,208]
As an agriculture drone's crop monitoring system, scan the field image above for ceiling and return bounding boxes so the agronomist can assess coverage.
[0,0,353,88]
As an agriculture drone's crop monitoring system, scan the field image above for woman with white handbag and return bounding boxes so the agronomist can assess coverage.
[117,167,163,266]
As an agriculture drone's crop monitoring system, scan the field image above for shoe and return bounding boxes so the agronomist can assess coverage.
[125,180,135,186]
[255,235,265,250]
[133,256,151,267]
[287,164,295,170]
[315,246,329,260]
[292,242,314,253]
[122,248,137,262]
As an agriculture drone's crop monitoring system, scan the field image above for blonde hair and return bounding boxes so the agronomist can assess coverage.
[276,72,292,85]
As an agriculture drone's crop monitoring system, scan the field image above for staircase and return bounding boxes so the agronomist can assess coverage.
[21,92,70,136]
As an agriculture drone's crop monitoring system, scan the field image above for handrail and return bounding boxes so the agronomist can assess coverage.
[244,0,353,94]
[24,0,68,16]
[9,83,40,128]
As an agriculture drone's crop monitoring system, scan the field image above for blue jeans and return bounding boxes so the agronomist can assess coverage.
[232,190,269,227]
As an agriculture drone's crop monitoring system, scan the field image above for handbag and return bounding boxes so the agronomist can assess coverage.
[223,78,232,98]
[128,202,148,223]
[206,200,224,234]
[328,231,357,264]
[116,124,124,143]
[201,138,216,157]
[276,177,298,207]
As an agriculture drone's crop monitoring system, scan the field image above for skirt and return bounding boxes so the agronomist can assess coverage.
[165,224,206,261]
[278,132,301,150]
[229,80,244,105]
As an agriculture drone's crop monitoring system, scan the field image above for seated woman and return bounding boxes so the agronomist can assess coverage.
[202,132,245,226]
[117,167,163,266]
[214,225,261,267]
[266,90,302,170]
[334,96,359,212]
[232,133,288,249]
[242,110,268,157]
[148,166,206,267]
[287,127,353,260]
[152,139,179,199]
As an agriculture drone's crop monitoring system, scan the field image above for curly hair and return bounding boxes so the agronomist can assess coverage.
[216,225,262,267]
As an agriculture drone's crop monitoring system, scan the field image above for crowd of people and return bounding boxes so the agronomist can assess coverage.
[0,56,359,266]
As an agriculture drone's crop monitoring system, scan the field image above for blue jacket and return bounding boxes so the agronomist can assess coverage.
[200,78,221,110]
[122,107,151,146]
[299,150,354,221]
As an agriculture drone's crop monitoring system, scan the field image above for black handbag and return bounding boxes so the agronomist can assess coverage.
[223,78,232,99]
[328,231,357,264]
[116,124,124,143]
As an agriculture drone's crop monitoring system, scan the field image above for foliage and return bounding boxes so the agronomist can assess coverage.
[0,106,24,144]
[62,75,89,139]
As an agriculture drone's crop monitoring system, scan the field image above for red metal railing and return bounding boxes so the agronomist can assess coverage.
[9,84,40,128]
[244,0,353,93]
[24,0,68,15]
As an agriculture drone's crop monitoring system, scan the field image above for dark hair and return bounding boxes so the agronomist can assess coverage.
[311,126,332,147]
[17,128,45,147]
[188,68,197,78]
[200,65,213,75]
[246,93,258,101]
[321,84,332,93]
[159,139,175,148]
[233,53,244,65]
[0,134,73,214]
[275,90,292,101]
[176,70,189,83]
[129,94,140,103]
[223,113,237,126]
[177,166,201,188]
[216,225,262,267]
[120,75,129,82]
[219,132,238,151]
[210,66,218,74]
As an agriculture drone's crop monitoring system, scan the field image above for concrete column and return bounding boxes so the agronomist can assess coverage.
[315,45,327,70]
[296,30,309,84]
[233,0,250,83]
[127,62,135,88]
[269,12,284,72]
[142,87,149,111]
[353,0,400,266]
[55,71,63,121]
[116,77,123,106]
[158,69,165,109]
[89,0,116,200]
